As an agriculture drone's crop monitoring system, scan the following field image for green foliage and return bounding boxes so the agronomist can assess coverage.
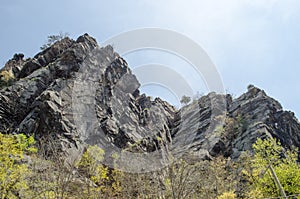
[77,145,105,176]
[247,138,300,198]
[217,191,236,199]
[0,133,36,199]
[3,131,300,198]
[214,125,225,136]
[0,70,14,89]
[236,114,248,132]
[77,145,122,198]
[40,32,69,50]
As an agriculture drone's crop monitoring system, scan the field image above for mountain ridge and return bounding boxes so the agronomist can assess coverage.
[0,33,299,168]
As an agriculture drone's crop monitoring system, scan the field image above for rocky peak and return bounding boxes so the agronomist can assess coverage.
[0,34,299,166]
[226,85,300,157]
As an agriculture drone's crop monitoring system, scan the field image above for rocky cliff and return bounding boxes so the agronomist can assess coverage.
[1,34,299,169]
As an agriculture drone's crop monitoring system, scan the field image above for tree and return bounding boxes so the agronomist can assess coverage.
[163,157,237,199]
[40,32,69,50]
[76,145,122,198]
[192,91,203,101]
[245,138,300,198]
[180,95,191,105]
[0,133,36,199]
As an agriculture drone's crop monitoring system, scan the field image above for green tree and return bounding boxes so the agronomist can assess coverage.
[246,138,300,198]
[76,145,121,198]
[40,32,69,50]
[0,133,36,199]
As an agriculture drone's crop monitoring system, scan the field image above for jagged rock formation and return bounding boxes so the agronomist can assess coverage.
[0,34,299,168]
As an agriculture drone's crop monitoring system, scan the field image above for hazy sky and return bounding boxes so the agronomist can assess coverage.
[1,0,300,116]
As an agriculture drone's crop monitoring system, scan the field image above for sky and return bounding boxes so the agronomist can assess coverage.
[0,0,300,117]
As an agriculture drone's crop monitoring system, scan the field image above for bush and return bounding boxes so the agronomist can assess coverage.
[0,70,14,88]
[0,133,36,198]
[76,145,122,198]
[217,191,236,199]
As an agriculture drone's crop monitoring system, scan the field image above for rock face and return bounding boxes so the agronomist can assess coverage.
[0,34,299,165]
[227,86,300,158]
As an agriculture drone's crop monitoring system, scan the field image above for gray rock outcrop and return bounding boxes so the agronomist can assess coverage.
[0,34,299,167]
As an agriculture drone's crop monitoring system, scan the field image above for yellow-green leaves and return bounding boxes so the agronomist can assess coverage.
[249,137,300,198]
[0,133,36,199]
[0,70,14,88]
[76,145,122,197]
[0,70,14,82]
[77,145,105,176]
[217,191,236,199]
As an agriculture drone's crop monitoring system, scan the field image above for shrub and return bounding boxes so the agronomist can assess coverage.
[76,145,122,198]
[0,70,14,88]
[0,133,36,198]
[217,191,236,199]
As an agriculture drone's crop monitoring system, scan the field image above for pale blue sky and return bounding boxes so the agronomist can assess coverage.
[1,0,300,117]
